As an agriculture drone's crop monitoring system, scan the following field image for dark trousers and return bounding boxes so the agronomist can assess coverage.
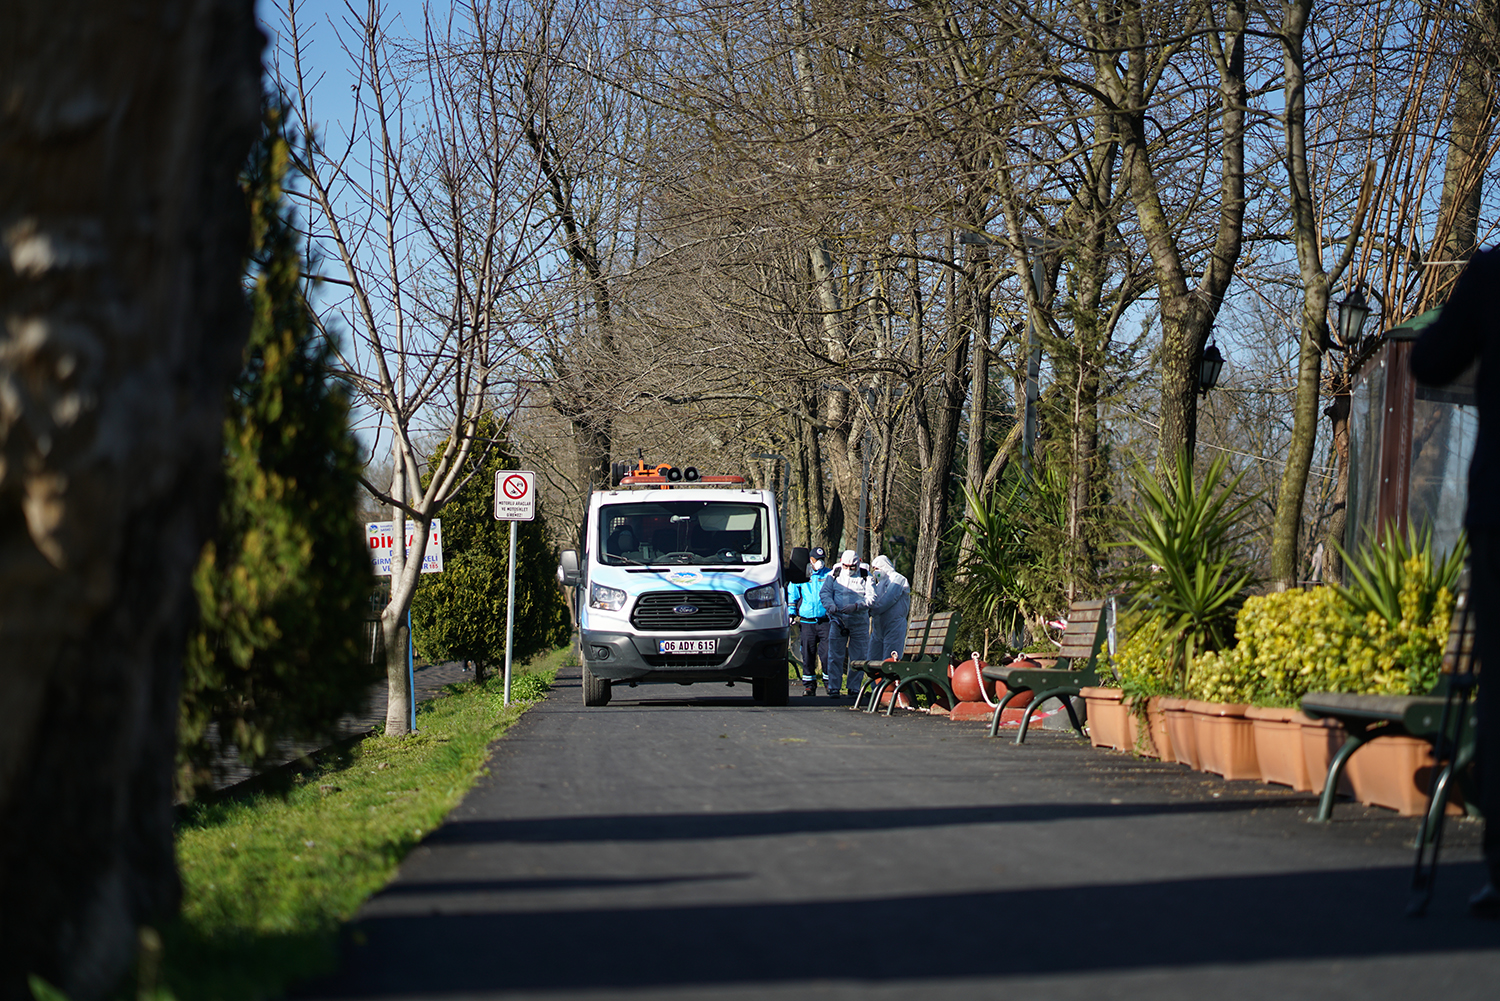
[1472,531,1500,877]
[799,620,830,684]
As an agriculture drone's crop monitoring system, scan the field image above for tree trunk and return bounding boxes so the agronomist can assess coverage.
[0,2,261,997]
[1428,0,1497,304]
[1269,0,1322,590]
[1105,0,1246,465]
[911,318,969,619]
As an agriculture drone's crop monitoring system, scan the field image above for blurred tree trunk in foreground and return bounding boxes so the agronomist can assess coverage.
[0,2,261,998]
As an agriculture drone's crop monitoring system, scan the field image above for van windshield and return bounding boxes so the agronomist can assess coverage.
[599,500,771,566]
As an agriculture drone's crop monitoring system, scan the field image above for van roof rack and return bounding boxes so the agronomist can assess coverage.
[618,474,747,487]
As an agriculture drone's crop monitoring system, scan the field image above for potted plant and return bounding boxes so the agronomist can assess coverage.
[1188,587,1355,790]
[1111,451,1257,768]
[1107,617,1175,759]
[1319,524,1464,814]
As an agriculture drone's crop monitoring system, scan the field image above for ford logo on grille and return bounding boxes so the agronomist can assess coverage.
[673,605,699,615]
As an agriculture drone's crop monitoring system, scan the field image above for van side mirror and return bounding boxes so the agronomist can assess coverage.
[558,550,581,586]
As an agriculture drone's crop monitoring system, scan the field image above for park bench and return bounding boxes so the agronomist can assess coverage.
[982,597,1109,743]
[1300,594,1481,829]
[850,611,961,715]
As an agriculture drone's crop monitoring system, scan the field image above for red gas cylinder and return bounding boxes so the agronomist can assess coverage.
[949,653,989,703]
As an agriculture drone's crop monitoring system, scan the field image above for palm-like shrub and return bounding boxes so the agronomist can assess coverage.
[1119,450,1258,695]
[955,464,1073,648]
[1330,523,1464,695]
[1333,523,1464,630]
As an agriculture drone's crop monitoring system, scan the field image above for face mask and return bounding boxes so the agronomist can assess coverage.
[811,559,824,570]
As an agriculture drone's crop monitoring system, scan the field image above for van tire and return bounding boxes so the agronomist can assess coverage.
[582,664,611,706]
[755,673,789,706]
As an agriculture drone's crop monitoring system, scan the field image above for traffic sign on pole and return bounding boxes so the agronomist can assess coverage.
[494,470,537,705]
[494,470,536,521]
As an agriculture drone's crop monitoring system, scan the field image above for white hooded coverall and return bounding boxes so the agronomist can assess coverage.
[819,551,873,694]
[867,554,911,662]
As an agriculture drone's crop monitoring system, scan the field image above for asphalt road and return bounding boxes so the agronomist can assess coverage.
[300,667,1500,1000]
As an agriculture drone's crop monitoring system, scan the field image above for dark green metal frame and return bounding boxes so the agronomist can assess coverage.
[983,605,1108,743]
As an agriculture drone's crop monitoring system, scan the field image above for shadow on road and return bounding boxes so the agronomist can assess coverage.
[305,863,1497,996]
[375,873,751,896]
[421,799,1304,846]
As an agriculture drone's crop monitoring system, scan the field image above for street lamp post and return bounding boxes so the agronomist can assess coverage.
[1198,342,1226,397]
[1334,287,1373,350]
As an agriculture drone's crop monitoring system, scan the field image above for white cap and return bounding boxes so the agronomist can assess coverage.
[840,549,858,566]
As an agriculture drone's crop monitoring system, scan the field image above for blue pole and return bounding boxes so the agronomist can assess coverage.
[407,606,416,731]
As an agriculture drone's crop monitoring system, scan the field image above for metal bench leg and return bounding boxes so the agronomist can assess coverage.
[885,679,911,716]
[1015,695,1048,744]
[1314,733,1370,822]
[988,688,1023,738]
[851,676,868,711]
[1418,762,1456,847]
[865,678,892,714]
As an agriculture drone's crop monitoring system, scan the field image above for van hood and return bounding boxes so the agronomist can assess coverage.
[592,564,779,595]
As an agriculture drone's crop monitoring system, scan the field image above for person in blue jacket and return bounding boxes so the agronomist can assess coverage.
[787,547,832,696]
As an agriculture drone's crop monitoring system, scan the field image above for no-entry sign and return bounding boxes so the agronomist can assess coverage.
[494,470,536,521]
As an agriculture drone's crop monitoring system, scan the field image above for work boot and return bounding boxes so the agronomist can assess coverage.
[802,682,817,696]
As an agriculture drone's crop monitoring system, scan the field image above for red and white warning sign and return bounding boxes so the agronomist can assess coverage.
[494,470,536,521]
[366,519,443,575]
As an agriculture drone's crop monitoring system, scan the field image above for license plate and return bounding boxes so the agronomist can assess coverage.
[658,639,717,654]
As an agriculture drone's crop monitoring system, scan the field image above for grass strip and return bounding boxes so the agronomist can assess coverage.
[158,649,568,1001]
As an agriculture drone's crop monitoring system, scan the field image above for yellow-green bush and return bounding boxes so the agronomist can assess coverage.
[1185,588,1355,704]
[1180,566,1453,705]
[1114,571,1454,706]
[1111,615,1175,696]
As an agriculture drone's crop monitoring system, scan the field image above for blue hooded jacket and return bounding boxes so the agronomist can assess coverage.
[787,566,831,619]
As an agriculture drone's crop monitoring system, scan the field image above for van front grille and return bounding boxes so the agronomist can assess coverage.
[631,590,743,632]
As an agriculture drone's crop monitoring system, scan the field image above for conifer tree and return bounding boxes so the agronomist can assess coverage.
[411,414,570,680]
[177,101,375,796]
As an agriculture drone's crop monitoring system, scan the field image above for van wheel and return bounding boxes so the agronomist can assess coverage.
[755,673,789,707]
[582,664,611,706]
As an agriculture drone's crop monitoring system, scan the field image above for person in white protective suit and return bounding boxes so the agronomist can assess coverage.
[867,554,911,663]
[819,549,873,698]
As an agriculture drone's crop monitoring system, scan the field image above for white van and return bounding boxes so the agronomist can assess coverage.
[557,470,790,706]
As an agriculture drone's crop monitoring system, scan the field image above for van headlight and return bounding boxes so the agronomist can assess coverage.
[744,583,779,610]
[590,582,627,611]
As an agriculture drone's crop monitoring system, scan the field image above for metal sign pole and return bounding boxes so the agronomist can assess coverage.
[494,468,536,708]
[504,520,518,706]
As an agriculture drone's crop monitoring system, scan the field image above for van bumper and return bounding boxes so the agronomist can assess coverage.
[580,627,789,683]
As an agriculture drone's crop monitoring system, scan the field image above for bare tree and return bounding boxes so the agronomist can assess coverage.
[277,0,551,734]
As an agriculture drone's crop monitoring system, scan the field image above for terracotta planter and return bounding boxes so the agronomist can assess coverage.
[1124,696,1173,760]
[1080,687,1128,750]
[1187,700,1259,780]
[1300,715,1352,797]
[1160,697,1200,769]
[1344,735,1462,817]
[1245,706,1312,791]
